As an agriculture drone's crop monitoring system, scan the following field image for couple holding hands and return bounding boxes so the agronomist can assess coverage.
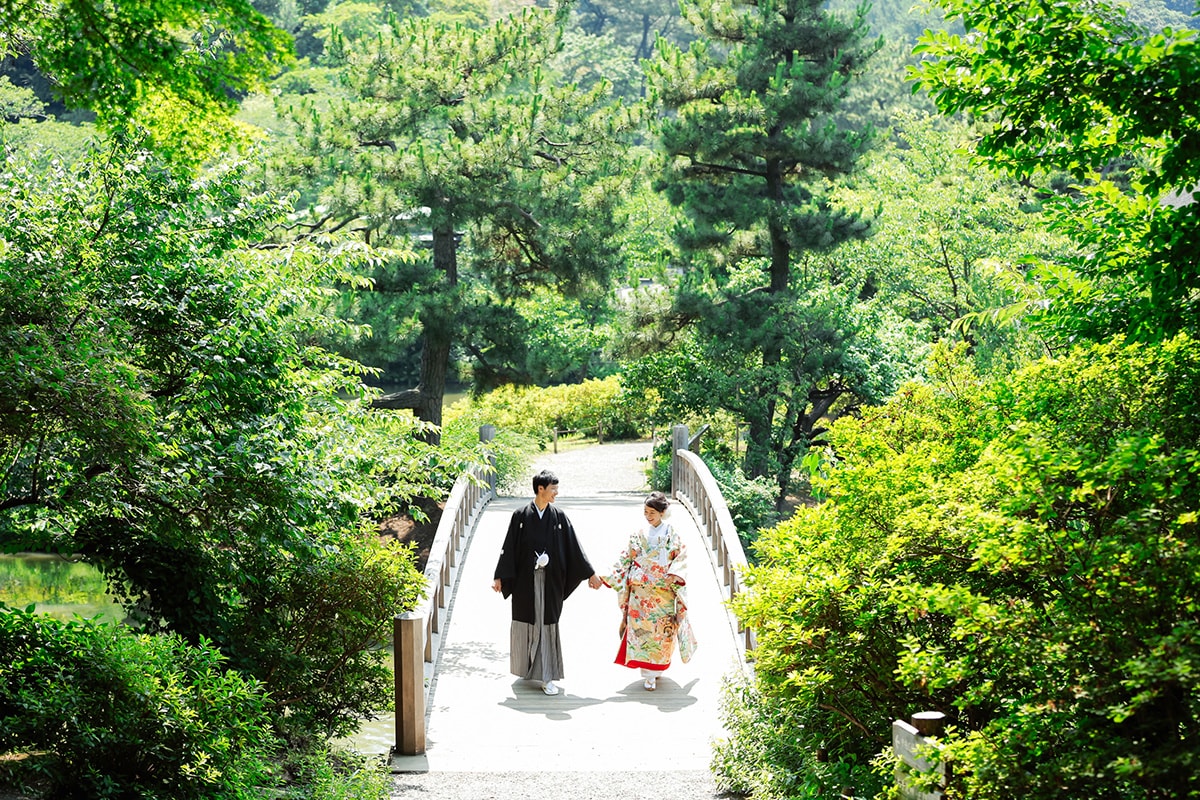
[491,471,697,696]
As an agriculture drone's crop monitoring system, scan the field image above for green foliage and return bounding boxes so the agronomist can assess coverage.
[644,424,778,547]
[440,412,536,496]
[623,283,929,505]
[0,137,437,742]
[424,0,490,29]
[2,0,292,164]
[0,75,43,122]
[553,28,648,100]
[276,748,390,800]
[461,286,617,390]
[221,532,424,742]
[899,336,1200,798]
[298,1,389,65]
[1,0,289,116]
[650,0,878,260]
[912,0,1200,344]
[645,0,910,498]
[446,375,649,448]
[713,670,883,799]
[647,439,672,492]
[705,459,778,553]
[835,113,1069,376]
[569,0,696,66]
[725,337,1200,798]
[619,332,728,426]
[0,604,275,800]
[275,1,643,425]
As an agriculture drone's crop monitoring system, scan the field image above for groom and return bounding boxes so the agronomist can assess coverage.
[492,470,601,695]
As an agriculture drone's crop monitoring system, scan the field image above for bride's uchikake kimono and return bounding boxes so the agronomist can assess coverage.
[605,522,697,672]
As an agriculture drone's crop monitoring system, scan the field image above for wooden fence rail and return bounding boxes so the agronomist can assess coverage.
[550,425,603,452]
[669,424,755,654]
[393,426,496,756]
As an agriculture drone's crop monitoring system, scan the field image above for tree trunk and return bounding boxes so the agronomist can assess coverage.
[743,159,791,481]
[773,386,843,509]
[371,224,458,446]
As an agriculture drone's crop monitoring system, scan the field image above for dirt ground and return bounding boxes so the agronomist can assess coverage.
[378,495,443,572]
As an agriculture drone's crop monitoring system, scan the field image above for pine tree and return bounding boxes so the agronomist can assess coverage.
[280,2,640,439]
[648,0,880,487]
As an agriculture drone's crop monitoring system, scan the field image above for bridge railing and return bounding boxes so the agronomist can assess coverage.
[669,424,755,654]
[394,425,496,756]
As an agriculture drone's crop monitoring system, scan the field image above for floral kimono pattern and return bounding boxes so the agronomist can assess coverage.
[606,524,697,669]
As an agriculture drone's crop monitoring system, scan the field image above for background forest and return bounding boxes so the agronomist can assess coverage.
[1,0,1198,798]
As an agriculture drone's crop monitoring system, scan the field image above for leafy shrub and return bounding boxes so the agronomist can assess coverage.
[445,375,650,446]
[276,748,390,800]
[0,142,442,749]
[713,670,882,799]
[647,424,777,550]
[231,535,425,743]
[0,604,275,800]
[705,460,779,554]
[648,439,673,492]
[441,410,536,496]
[722,337,1200,799]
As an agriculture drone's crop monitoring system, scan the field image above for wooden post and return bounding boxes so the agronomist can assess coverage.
[911,711,945,737]
[553,428,559,453]
[395,614,426,755]
[671,424,688,499]
[479,424,497,492]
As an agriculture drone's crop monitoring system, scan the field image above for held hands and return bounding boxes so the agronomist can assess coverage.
[587,574,603,590]
[492,578,502,592]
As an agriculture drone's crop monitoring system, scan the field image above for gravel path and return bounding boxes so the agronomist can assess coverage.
[523,439,656,497]
[391,769,732,799]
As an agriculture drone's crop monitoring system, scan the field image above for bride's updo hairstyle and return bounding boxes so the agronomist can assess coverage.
[645,491,670,517]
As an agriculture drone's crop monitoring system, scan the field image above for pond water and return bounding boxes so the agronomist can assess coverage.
[0,553,125,623]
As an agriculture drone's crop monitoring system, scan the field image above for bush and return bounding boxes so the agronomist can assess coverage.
[441,410,537,496]
[705,460,779,554]
[0,141,445,754]
[722,337,1200,799]
[648,439,673,492]
[648,427,777,551]
[232,535,426,743]
[276,748,390,800]
[0,604,275,800]
[713,670,883,799]
[445,375,650,446]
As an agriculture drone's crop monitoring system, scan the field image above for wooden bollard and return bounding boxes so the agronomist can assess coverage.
[911,711,946,737]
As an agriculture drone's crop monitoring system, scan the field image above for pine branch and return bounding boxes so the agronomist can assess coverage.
[358,138,398,151]
[682,159,767,178]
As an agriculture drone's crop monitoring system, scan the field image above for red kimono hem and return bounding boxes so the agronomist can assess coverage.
[614,631,669,672]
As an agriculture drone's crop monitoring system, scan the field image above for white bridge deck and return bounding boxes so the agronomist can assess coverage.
[351,442,747,774]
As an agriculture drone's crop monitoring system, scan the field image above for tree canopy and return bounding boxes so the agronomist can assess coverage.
[912,0,1200,343]
[1,0,291,161]
[644,0,887,500]
[278,0,641,436]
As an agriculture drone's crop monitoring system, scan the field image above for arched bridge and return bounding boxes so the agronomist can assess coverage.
[353,428,752,775]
